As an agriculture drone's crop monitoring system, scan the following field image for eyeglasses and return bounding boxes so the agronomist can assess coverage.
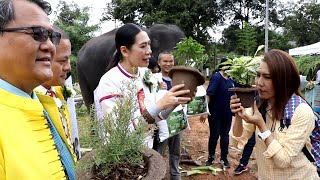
[0,26,61,45]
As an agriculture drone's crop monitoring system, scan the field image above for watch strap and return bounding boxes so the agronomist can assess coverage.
[258,130,271,142]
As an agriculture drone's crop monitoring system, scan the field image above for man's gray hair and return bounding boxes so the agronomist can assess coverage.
[0,0,52,29]
[158,51,174,61]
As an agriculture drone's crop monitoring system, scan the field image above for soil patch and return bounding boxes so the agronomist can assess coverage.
[92,161,148,180]
[163,116,258,179]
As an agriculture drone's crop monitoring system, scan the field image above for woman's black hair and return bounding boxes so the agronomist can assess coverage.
[107,23,143,70]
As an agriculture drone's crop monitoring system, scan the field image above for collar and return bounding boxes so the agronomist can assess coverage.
[36,85,55,93]
[0,79,38,100]
[117,63,140,78]
[36,85,56,97]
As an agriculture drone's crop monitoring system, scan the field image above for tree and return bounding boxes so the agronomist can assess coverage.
[282,2,320,46]
[220,24,241,52]
[54,1,100,55]
[254,26,292,51]
[237,23,257,56]
[103,0,221,45]
[172,37,209,70]
[53,1,100,82]
[218,0,285,53]
[218,0,279,27]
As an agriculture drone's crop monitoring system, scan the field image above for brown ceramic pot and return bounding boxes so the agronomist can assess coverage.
[168,66,205,101]
[229,87,257,108]
[76,148,166,180]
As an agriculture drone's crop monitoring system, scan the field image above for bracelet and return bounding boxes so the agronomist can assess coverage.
[141,109,156,124]
[159,106,176,119]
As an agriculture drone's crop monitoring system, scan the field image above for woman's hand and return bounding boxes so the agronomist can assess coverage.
[241,102,265,128]
[230,95,264,126]
[199,114,207,123]
[156,84,191,110]
[230,95,242,118]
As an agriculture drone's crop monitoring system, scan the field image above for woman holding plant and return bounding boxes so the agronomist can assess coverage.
[94,23,191,148]
[230,50,318,179]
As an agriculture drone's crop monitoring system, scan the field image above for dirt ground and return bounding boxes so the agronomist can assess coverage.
[163,116,258,180]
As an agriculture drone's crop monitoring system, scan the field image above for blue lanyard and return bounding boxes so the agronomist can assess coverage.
[43,110,75,180]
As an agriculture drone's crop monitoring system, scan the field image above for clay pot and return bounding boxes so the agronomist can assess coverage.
[76,148,166,180]
[229,87,257,108]
[168,66,205,101]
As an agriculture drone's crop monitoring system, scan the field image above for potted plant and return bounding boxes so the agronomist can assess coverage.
[221,45,264,108]
[169,37,206,100]
[76,81,166,179]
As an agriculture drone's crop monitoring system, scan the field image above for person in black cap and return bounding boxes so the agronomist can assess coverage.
[200,57,238,168]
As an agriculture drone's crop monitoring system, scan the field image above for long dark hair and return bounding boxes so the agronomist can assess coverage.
[106,23,143,70]
[259,49,303,121]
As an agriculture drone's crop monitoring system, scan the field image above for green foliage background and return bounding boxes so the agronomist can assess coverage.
[294,55,320,81]
[51,0,320,82]
[172,37,209,69]
[53,1,100,82]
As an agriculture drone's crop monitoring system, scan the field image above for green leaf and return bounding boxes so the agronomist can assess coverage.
[254,45,265,57]
[186,170,205,176]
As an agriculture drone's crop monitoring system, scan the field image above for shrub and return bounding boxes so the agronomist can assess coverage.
[80,80,149,176]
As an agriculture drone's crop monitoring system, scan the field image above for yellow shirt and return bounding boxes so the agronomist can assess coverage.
[241,104,318,179]
[35,86,77,163]
[0,88,66,179]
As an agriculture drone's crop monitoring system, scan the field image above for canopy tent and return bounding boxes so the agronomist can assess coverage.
[289,42,320,56]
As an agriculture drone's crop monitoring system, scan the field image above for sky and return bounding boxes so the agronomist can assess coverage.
[49,0,302,41]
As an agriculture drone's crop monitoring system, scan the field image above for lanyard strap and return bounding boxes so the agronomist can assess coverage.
[43,110,75,180]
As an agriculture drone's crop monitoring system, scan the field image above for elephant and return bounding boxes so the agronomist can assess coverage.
[76,24,185,108]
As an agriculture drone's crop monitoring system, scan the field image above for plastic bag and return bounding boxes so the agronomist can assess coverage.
[157,105,189,142]
[186,85,210,117]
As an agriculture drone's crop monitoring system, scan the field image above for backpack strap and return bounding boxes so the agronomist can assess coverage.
[279,95,306,131]
[303,146,315,162]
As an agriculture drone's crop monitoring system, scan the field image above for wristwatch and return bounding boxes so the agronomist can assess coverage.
[258,130,271,142]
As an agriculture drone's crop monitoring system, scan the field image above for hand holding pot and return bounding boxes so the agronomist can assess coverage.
[168,66,205,101]
[156,84,191,110]
[230,94,242,114]
[230,95,264,126]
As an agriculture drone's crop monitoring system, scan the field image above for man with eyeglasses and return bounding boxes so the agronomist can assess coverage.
[0,0,75,179]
